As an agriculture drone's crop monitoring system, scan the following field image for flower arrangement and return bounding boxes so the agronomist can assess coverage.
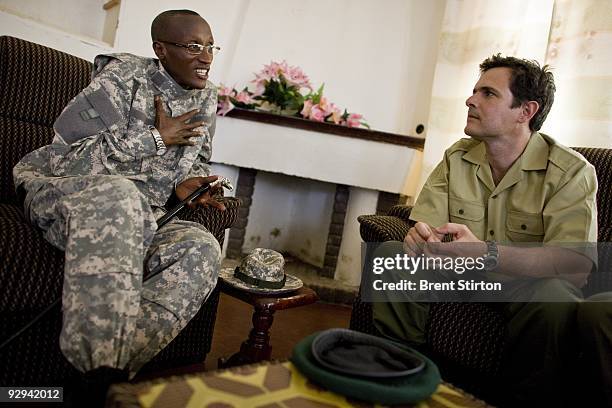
[217,60,369,129]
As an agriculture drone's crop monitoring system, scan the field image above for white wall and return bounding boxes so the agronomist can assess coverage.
[0,11,113,61]
[0,0,109,43]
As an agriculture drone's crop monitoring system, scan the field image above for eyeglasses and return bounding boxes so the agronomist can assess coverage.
[158,41,221,56]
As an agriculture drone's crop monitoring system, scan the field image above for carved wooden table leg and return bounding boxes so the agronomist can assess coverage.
[217,285,318,369]
[242,306,275,359]
[218,306,275,368]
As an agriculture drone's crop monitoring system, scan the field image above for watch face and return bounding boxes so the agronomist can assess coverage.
[484,256,498,271]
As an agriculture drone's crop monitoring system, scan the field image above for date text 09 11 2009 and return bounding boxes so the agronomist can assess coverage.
[0,387,63,402]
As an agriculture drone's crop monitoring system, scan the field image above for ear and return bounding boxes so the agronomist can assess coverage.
[152,41,166,61]
[519,101,539,125]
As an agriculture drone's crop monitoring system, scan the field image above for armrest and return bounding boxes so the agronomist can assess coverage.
[176,197,241,244]
[357,205,414,243]
[386,205,414,224]
[357,214,410,242]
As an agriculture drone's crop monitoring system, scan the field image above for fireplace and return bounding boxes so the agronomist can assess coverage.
[212,109,423,284]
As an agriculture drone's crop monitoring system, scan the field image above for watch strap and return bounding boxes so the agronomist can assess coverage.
[149,126,166,155]
[486,240,498,257]
[483,240,499,271]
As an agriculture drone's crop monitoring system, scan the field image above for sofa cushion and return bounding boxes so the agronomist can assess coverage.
[0,36,91,127]
[0,204,64,312]
[0,36,91,204]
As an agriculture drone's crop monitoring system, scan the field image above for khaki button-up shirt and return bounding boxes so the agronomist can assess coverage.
[410,132,598,247]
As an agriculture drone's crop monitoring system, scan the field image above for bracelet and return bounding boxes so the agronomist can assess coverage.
[149,126,167,155]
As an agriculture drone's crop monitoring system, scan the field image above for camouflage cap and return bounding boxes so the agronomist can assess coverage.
[219,248,303,294]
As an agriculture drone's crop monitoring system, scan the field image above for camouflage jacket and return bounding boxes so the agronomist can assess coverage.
[13,53,218,208]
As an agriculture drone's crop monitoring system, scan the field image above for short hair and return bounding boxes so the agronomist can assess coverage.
[151,10,202,42]
[480,54,556,131]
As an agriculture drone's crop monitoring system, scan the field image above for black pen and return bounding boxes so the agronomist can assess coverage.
[156,177,234,228]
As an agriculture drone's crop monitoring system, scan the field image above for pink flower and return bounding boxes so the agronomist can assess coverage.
[329,107,342,124]
[251,80,266,97]
[253,63,274,82]
[261,61,284,77]
[235,91,253,104]
[217,99,235,116]
[240,60,370,128]
[251,64,274,95]
[317,96,330,113]
[218,84,236,98]
[286,66,312,90]
[309,105,326,122]
[301,99,313,117]
[254,60,289,83]
[346,112,363,128]
[302,97,343,124]
[311,97,341,123]
[274,60,290,77]
[325,101,341,117]
[252,60,312,92]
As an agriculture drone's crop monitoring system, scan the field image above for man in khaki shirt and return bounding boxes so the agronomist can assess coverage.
[372,54,610,407]
[411,131,597,246]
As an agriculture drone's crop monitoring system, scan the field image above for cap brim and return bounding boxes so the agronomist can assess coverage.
[219,267,303,294]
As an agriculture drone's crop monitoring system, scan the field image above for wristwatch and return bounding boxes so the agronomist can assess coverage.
[483,240,499,271]
[149,126,167,156]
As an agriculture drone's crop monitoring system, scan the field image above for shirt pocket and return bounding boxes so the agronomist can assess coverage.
[449,197,485,221]
[449,197,486,238]
[506,210,544,242]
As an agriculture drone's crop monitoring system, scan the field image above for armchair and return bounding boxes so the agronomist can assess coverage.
[0,36,239,385]
[351,147,612,401]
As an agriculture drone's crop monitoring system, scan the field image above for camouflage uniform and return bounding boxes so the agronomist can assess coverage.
[13,54,220,376]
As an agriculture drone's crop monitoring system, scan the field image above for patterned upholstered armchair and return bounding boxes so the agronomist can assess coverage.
[0,36,240,385]
[351,147,612,402]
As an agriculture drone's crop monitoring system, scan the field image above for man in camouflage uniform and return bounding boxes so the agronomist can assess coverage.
[12,10,223,383]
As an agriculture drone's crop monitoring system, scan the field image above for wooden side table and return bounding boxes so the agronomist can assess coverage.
[217,283,318,368]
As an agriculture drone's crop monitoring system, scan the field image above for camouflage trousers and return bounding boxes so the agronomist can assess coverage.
[25,175,221,377]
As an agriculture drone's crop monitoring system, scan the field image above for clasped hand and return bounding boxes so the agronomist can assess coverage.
[403,222,485,259]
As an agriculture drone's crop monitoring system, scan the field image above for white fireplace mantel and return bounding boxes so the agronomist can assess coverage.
[213,111,424,196]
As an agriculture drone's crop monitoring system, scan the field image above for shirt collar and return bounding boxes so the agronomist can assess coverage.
[461,132,549,171]
[519,132,549,170]
[462,141,488,166]
[149,59,194,99]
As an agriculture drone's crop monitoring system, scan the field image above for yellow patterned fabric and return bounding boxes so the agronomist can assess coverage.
[108,361,491,407]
